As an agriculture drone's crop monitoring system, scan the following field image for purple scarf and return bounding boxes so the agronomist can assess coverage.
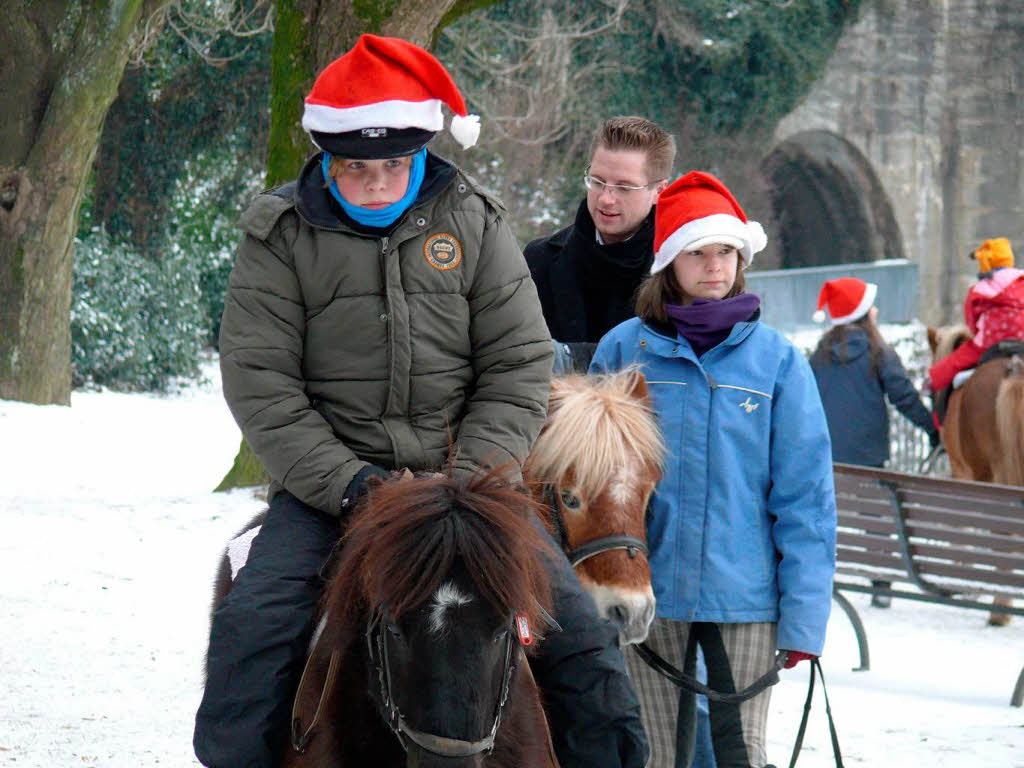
[666,293,761,356]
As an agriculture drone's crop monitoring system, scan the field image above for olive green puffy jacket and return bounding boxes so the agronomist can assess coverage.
[219,153,553,513]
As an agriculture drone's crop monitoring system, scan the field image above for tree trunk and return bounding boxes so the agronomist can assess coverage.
[0,0,153,404]
[216,0,494,490]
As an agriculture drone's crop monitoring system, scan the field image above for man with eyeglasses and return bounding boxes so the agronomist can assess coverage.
[525,116,675,372]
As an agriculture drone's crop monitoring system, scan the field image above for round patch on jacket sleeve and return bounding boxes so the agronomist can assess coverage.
[423,232,463,271]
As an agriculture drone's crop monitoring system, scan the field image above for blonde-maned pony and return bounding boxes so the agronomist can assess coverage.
[929,324,1024,625]
[525,368,665,645]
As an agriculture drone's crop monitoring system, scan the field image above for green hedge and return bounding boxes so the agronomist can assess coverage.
[71,226,207,392]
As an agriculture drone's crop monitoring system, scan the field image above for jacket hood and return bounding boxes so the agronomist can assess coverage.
[827,326,869,362]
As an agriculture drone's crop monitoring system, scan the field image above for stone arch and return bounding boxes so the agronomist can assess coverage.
[762,131,904,269]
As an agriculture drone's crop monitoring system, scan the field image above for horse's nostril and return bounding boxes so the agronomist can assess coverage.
[609,604,629,626]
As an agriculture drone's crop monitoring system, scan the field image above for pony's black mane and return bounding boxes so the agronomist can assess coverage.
[320,473,552,645]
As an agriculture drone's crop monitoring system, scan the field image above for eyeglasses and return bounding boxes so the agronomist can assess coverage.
[583,171,664,198]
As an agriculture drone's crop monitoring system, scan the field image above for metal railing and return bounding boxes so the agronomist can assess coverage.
[790,319,949,477]
[747,259,919,333]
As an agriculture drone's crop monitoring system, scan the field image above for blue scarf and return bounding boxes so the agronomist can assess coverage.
[321,149,426,228]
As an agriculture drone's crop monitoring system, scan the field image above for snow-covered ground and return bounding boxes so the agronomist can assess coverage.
[2,358,1023,767]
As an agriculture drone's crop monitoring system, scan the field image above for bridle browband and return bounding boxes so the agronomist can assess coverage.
[365,603,518,758]
[542,483,649,568]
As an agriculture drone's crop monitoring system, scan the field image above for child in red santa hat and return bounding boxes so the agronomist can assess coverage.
[810,276,938,469]
[195,34,647,768]
[591,171,837,768]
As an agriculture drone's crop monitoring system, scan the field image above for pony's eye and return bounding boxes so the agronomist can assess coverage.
[494,628,510,643]
[560,490,581,510]
[386,621,402,638]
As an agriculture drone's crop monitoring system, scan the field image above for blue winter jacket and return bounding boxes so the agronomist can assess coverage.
[591,317,837,655]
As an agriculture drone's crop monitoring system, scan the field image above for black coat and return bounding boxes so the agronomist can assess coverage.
[810,327,938,466]
[525,200,654,344]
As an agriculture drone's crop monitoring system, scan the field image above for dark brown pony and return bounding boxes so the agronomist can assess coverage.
[214,473,558,767]
[524,369,665,645]
[928,325,1024,623]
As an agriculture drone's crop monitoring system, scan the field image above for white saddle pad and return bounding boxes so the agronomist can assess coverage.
[952,368,974,389]
[226,525,260,580]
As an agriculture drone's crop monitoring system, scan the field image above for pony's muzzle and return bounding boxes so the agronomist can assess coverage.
[603,589,656,646]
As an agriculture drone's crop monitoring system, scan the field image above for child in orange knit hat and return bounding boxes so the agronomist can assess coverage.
[929,238,1024,392]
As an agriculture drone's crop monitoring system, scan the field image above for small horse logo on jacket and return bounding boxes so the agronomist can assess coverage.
[739,397,759,414]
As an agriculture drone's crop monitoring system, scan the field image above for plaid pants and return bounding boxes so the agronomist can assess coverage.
[625,620,777,768]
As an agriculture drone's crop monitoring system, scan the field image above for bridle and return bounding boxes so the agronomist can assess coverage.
[542,483,649,568]
[364,603,518,758]
[541,483,778,703]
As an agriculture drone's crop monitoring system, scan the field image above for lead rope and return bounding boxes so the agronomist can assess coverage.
[291,649,340,753]
[788,659,844,768]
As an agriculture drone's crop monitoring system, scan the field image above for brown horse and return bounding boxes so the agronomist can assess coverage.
[928,325,1024,624]
[524,369,665,645]
[928,326,1024,486]
[215,474,558,768]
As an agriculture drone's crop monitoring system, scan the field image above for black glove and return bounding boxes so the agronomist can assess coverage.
[341,464,390,512]
[928,429,942,448]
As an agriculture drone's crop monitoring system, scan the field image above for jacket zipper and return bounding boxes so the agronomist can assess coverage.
[380,236,392,413]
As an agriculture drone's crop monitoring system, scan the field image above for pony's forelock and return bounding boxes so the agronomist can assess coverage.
[320,472,553,650]
[526,369,665,501]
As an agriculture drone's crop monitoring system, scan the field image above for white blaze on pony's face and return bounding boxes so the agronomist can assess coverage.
[609,463,637,507]
[428,581,473,635]
[569,457,659,644]
[525,369,665,646]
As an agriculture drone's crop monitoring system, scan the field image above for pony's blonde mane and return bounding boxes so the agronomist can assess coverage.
[933,324,971,359]
[525,369,665,500]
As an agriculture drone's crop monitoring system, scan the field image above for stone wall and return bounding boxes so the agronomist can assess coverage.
[769,0,1024,324]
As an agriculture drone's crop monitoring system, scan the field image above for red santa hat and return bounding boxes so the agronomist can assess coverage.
[650,171,767,274]
[813,277,877,324]
[302,34,480,157]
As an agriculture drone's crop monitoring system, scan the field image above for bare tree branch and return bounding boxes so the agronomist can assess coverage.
[129,0,274,66]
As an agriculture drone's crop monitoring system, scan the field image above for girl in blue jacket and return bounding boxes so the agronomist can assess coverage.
[591,171,837,768]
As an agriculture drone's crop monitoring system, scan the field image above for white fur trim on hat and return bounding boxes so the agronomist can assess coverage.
[302,98,445,134]
[449,113,480,149]
[651,213,765,274]
[830,281,877,325]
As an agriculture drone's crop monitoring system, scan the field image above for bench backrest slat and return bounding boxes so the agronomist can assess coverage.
[898,494,1024,534]
[833,463,1024,598]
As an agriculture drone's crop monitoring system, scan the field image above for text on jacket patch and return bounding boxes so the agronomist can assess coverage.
[424,232,463,271]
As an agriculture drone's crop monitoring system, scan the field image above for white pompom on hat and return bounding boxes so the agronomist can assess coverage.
[650,171,767,274]
[302,34,480,151]
[813,277,877,324]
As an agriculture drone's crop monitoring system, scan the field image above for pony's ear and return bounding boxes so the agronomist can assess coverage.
[623,369,649,401]
[927,327,938,354]
[549,376,570,394]
[547,378,570,413]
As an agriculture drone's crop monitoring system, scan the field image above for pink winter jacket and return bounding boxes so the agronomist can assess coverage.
[929,268,1024,391]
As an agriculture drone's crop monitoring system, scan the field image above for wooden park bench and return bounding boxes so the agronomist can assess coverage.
[830,462,1024,706]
